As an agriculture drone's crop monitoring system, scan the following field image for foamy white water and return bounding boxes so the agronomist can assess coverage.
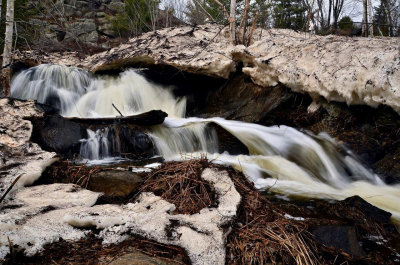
[10,64,400,222]
[11,64,186,118]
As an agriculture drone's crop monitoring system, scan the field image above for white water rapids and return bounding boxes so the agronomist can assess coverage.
[11,64,400,222]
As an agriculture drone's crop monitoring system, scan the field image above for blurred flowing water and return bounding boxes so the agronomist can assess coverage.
[11,64,400,221]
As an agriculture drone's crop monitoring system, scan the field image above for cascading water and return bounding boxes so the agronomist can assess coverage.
[11,64,93,114]
[79,128,110,160]
[10,64,400,222]
[11,64,186,118]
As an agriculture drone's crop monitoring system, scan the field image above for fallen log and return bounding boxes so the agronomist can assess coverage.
[65,110,168,126]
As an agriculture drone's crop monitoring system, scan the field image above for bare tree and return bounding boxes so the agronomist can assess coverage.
[1,0,15,96]
[362,0,368,36]
[0,1,2,25]
[230,0,236,43]
[367,0,373,36]
[332,0,345,30]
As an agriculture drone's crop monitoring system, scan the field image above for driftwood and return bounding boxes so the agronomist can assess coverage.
[66,110,168,126]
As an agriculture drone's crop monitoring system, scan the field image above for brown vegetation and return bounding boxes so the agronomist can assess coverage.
[131,157,217,215]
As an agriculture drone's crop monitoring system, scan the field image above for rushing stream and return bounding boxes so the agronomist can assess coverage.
[11,64,400,222]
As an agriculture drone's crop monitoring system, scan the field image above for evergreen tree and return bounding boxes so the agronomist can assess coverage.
[110,0,161,37]
[374,0,391,36]
[273,0,307,30]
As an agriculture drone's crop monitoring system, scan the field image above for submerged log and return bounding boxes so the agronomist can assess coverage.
[66,110,168,126]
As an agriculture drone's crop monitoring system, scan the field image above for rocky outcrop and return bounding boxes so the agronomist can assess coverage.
[0,98,58,196]
[26,0,125,49]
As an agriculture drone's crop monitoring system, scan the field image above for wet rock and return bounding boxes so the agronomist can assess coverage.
[312,225,365,257]
[202,74,291,122]
[109,248,178,265]
[27,110,164,159]
[88,170,143,197]
[115,126,155,157]
[342,195,392,223]
[210,123,249,155]
[30,115,85,156]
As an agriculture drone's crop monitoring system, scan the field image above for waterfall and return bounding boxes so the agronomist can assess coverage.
[10,64,400,221]
[11,64,92,114]
[11,64,186,118]
[79,128,110,160]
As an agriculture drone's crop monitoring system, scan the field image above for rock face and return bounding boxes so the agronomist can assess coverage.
[0,98,58,195]
[26,0,125,49]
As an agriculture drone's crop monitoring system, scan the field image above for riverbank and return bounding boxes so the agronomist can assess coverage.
[3,158,399,264]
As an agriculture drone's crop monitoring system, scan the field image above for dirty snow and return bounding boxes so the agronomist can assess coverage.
[1,168,240,265]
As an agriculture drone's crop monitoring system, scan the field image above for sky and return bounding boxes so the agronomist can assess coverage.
[160,0,380,23]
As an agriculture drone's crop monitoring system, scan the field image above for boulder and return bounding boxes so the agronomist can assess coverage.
[87,169,143,197]
[31,114,85,156]
[312,225,365,257]
[109,249,179,265]
[341,195,392,223]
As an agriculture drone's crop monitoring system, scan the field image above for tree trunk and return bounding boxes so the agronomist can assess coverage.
[1,0,15,96]
[230,0,236,44]
[328,0,332,28]
[368,0,374,37]
[362,0,368,37]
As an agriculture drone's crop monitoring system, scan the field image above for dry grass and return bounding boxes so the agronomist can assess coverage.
[130,157,216,215]
[40,160,100,188]
[131,158,323,265]
[225,167,321,265]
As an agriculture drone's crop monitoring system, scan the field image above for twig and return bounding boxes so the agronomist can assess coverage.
[112,103,124,117]
[0,173,25,204]
[246,11,259,46]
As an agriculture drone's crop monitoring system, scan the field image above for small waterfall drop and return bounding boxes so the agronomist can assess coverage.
[11,64,92,114]
[79,128,110,160]
[11,65,186,118]
[10,64,400,221]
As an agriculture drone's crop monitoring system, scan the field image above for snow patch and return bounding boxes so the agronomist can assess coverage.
[65,168,241,265]
[1,168,240,265]
[0,184,100,259]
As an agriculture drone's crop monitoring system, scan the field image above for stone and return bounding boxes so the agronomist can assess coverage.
[31,114,85,156]
[87,170,143,197]
[312,225,365,257]
[65,19,98,44]
[342,195,392,223]
[109,249,179,265]
[108,1,124,12]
